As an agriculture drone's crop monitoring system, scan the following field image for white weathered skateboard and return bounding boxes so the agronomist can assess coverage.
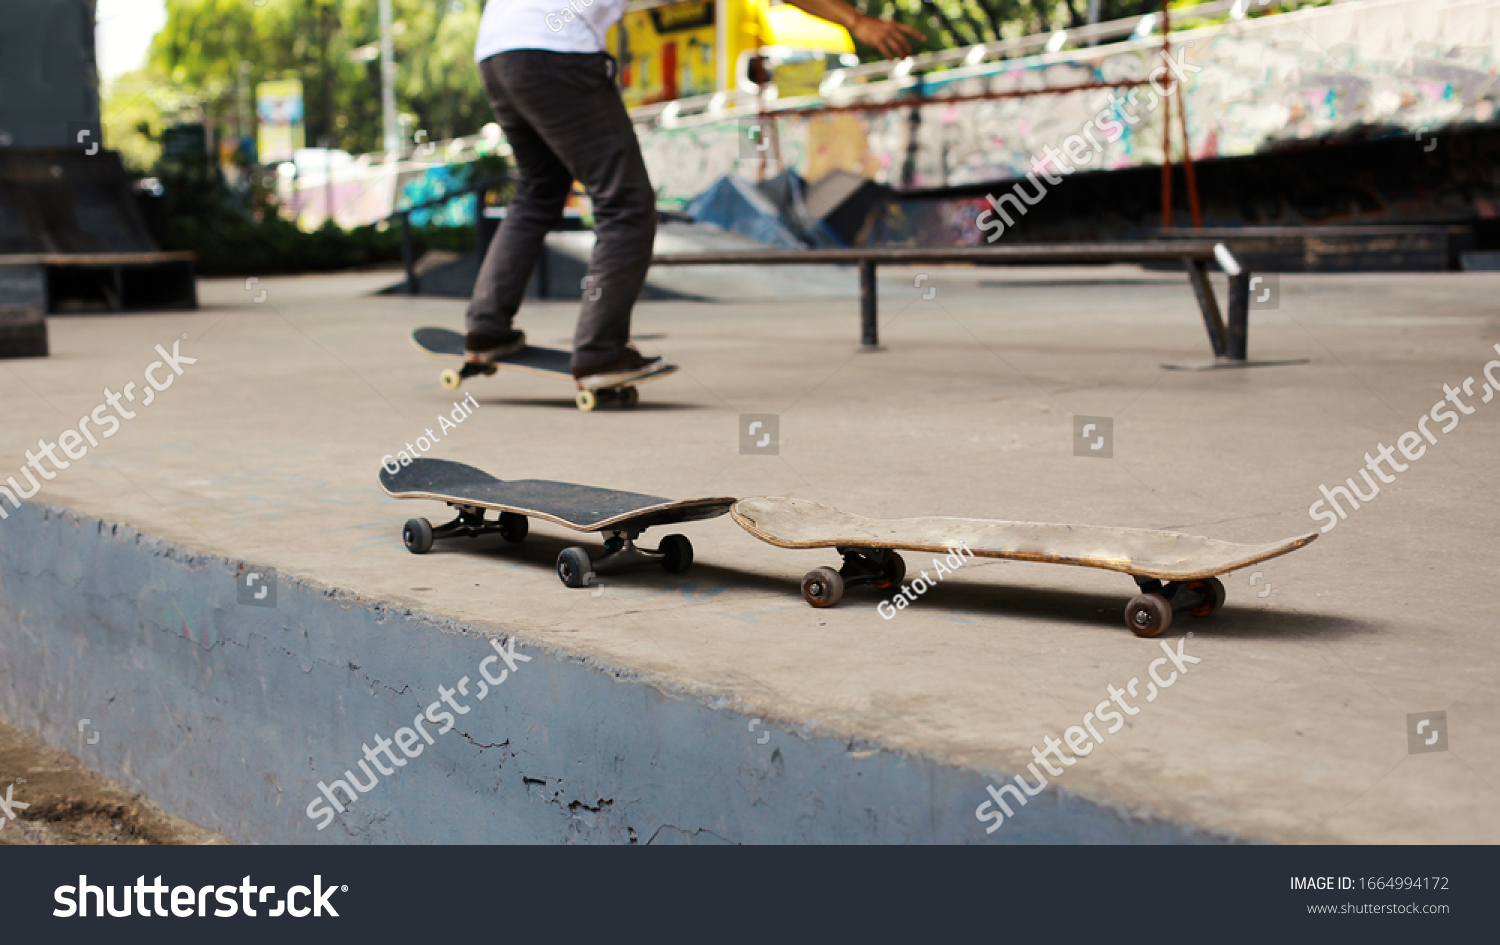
[730,496,1318,636]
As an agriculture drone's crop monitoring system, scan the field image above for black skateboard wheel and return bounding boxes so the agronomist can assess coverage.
[557,546,593,588]
[1125,593,1172,637]
[658,534,692,573]
[1184,577,1226,617]
[403,518,434,554]
[801,567,844,608]
[621,386,640,408]
[871,551,906,590]
[498,511,528,543]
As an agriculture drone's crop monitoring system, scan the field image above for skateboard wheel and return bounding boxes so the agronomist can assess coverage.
[1184,577,1226,617]
[620,386,640,408]
[1125,593,1172,638]
[576,390,598,411]
[871,551,906,590]
[801,567,844,608]
[402,518,434,555]
[498,511,528,543]
[658,534,693,573]
[440,369,462,391]
[557,546,593,588]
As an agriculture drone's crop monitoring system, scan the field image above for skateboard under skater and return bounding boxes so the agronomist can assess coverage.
[381,458,734,587]
[729,496,1318,637]
[410,327,676,412]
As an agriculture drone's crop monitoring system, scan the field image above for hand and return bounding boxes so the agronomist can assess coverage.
[849,15,925,60]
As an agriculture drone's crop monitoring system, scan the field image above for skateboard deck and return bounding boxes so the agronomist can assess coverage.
[411,327,676,411]
[731,496,1318,636]
[382,458,734,586]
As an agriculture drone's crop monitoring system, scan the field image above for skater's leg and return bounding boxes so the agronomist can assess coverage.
[464,52,574,353]
[497,51,657,374]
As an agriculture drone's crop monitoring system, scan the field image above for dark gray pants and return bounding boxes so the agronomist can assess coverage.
[466,50,657,373]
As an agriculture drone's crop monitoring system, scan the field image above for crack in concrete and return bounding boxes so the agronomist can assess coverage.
[566,797,613,813]
[460,735,510,751]
[645,823,739,845]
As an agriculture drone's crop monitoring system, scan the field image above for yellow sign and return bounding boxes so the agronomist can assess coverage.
[611,0,853,108]
[772,58,824,98]
[256,79,305,164]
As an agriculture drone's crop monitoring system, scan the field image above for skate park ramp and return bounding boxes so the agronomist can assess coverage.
[0,149,158,255]
[385,222,866,302]
[0,150,196,313]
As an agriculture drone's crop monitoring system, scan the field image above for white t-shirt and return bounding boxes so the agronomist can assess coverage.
[475,0,629,60]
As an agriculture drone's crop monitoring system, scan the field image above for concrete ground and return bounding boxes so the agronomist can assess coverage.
[1,263,1497,843]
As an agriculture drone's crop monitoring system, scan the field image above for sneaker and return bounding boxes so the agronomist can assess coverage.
[572,346,676,389]
[464,329,526,362]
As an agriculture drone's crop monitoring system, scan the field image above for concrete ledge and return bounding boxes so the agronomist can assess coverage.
[0,501,1230,844]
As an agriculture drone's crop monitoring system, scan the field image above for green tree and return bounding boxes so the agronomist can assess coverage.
[147,0,489,156]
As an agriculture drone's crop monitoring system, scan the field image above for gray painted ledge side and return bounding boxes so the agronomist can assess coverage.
[0,501,1237,844]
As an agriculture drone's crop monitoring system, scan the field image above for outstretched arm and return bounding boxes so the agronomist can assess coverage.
[783,0,926,59]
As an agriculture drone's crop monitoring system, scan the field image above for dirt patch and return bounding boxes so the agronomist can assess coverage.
[0,717,226,845]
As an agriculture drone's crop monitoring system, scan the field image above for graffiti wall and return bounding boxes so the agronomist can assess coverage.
[279,161,486,231]
[638,0,1500,204]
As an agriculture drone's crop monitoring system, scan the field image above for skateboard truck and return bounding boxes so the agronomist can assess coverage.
[440,362,499,390]
[556,530,694,588]
[801,547,908,608]
[1125,576,1226,638]
[402,504,529,553]
[402,509,694,588]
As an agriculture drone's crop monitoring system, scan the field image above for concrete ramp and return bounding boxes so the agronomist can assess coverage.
[0,150,196,313]
[0,149,157,255]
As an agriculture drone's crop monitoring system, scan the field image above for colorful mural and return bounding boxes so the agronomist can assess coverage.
[280,161,485,231]
[637,0,1500,203]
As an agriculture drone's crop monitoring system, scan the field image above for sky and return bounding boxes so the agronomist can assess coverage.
[95,0,169,80]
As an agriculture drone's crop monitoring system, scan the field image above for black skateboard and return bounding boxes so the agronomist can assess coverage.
[380,458,734,587]
[411,327,676,411]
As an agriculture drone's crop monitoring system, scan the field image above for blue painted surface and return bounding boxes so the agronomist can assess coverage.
[0,501,1233,844]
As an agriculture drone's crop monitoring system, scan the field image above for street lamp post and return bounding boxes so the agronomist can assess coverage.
[380,0,399,157]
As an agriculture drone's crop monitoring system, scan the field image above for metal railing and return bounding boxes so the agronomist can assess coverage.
[389,175,511,295]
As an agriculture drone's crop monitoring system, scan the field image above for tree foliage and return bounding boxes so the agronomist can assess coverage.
[143,0,489,155]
